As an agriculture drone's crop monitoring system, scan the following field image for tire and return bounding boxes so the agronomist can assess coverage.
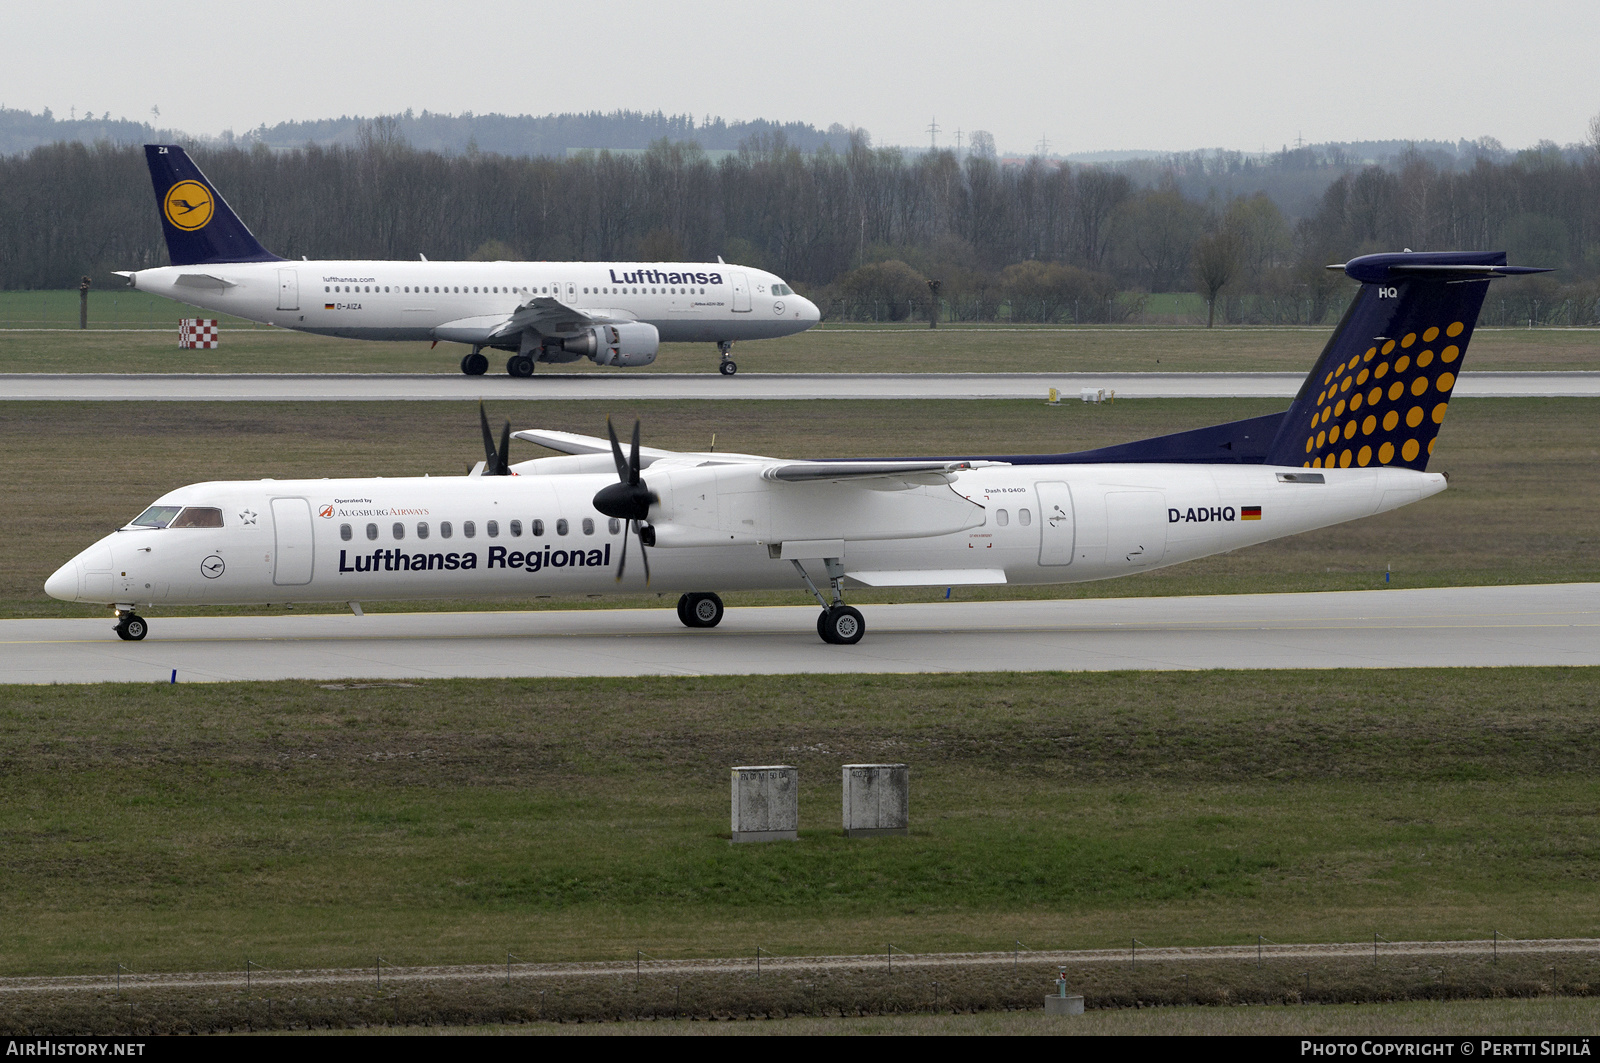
[461,352,488,376]
[719,360,738,376]
[681,592,724,628]
[117,615,148,641]
[507,355,534,377]
[818,605,864,645]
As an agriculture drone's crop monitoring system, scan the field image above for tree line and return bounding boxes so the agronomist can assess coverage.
[3,128,1597,326]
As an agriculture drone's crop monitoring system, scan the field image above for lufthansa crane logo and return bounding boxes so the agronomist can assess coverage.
[163,180,214,231]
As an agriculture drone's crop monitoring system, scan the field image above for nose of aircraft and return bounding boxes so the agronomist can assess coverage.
[44,558,80,602]
[799,295,821,323]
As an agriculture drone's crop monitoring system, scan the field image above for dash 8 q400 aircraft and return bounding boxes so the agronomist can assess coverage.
[117,145,819,376]
[50,251,1544,644]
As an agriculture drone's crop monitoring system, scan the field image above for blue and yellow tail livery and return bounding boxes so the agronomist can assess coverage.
[1008,250,1550,471]
[1263,252,1549,471]
[144,144,280,266]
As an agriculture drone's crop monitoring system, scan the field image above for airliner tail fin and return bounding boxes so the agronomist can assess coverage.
[144,144,280,266]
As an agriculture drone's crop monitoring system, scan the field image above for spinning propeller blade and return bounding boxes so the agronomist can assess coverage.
[477,401,512,475]
[593,417,656,585]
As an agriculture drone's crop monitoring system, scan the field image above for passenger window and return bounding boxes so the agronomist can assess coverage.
[340,523,352,541]
[996,509,1010,527]
[440,521,452,539]
[487,520,499,538]
[392,522,405,540]
[169,507,224,528]
[582,518,594,535]
[464,521,476,538]
[417,522,429,540]
[1019,508,1032,526]
[532,519,545,536]
[556,519,569,536]
[510,520,522,537]
[366,523,378,541]
[608,517,621,534]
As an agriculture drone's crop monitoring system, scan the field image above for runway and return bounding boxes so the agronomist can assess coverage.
[1,370,1597,402]
[3,583,1593,684]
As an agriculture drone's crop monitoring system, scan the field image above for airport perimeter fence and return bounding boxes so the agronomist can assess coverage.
[3,936,1594,1033]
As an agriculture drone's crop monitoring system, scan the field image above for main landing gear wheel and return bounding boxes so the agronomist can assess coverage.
[506,355,535,377]
[677,592,724,628]
[115,614,148,641]
[817,605,864,645]
[718,360,738,376]
[460,352,488,376]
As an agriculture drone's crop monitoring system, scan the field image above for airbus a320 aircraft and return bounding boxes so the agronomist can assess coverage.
[116,145,820,376]
[49,251,1544,644]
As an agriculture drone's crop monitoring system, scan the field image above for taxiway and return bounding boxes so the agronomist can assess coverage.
[3,583,1593,684]
[1,371,1596,402]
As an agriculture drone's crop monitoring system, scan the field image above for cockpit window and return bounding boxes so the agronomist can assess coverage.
[129,505,182,529]
[169,507,224,528]
[771,283,792,296]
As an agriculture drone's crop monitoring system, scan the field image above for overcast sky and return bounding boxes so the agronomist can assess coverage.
[5,0,1596,154]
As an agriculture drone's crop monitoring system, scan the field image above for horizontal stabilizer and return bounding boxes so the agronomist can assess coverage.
[1331,252,1553,284]
[173,273,238,290]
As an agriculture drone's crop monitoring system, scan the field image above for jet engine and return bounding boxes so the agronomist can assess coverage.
[565,322,659,367]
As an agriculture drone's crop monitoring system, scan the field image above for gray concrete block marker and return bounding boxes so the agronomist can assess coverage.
[731,765,798,843]
[843,763,909,838]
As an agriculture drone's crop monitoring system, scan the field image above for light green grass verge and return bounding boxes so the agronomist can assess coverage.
[0,290,1595,372]
[1,668,1596,977]
[6,398,1597,618]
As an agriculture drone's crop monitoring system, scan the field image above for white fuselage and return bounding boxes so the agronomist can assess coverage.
[127,260,819,347]
[46,461,1446,611]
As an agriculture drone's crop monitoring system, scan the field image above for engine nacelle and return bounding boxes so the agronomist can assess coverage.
[568,322,659,367]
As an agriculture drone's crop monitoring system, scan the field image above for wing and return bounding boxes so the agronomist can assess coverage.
[485,297,636,340]
[761,460,995,485]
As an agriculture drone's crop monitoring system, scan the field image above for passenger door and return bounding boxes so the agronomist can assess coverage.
[270,497,315,585]
[1035,481,1075,566]
[276,269,299,311]
[731,272,751,312]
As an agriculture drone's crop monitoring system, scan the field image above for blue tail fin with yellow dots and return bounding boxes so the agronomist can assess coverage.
[144,144,280,267]
[1263,251,1549,471]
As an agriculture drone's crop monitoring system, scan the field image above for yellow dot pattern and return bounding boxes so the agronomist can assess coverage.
[1301,316,1471,471]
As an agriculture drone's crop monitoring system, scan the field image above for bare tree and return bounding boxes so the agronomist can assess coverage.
[1193,231,1240,328]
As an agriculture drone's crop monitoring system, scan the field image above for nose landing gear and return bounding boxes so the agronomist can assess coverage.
[114,609,148,641]
[791,559,865,645]
[717,340,737,376]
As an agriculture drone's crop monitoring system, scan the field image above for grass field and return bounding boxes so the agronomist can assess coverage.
[4,397,1596,618]
[1,289,1597,373]
[1,668,1596,980]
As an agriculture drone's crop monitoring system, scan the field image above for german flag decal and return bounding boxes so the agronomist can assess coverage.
[1241,506,1262,520]
[324,303,335,310]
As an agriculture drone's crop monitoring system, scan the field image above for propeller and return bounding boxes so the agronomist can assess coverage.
[592,417,656,583]
[478,401,512,475]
